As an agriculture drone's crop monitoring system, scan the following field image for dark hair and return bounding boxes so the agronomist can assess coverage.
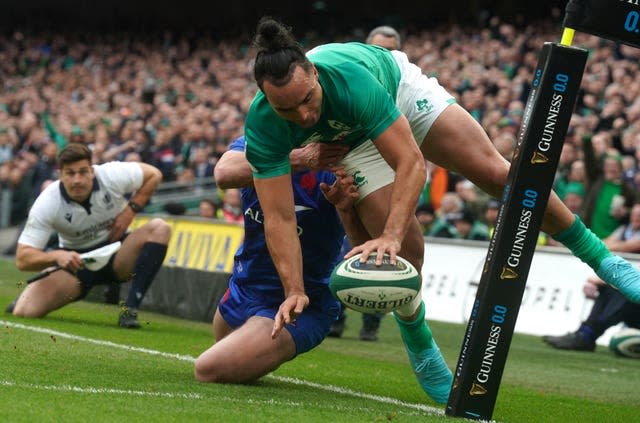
[58,142,92,168]
[252,17,312,90]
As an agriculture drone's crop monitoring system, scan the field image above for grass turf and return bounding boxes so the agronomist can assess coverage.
[1,258,639,422]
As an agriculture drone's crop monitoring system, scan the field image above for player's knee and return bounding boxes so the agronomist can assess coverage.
[12,302,45,318]
[194,357,225,383]
[147,218,172,242]
[486,160,510,188]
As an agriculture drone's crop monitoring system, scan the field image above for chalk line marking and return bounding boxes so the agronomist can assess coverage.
[2,319,444,416]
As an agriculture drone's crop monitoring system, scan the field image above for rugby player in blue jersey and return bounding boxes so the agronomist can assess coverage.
[194,136,354,383]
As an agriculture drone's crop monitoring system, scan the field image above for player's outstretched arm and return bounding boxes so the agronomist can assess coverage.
[253,174,309,338]
[349,116,426,264]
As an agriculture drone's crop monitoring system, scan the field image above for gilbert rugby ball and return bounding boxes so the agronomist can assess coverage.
[608,327,640,358]
[329,253,421,314]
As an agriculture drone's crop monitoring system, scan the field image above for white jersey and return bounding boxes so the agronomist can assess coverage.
[18,161,143,250]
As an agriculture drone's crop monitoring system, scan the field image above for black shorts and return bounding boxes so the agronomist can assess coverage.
[63,235,128,300]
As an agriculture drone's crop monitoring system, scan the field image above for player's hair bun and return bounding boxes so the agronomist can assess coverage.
[254,17,296,53]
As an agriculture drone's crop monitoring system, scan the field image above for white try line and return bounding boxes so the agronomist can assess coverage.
[0,379,432,417]
[0,380,203,399]
[1,320,445,417]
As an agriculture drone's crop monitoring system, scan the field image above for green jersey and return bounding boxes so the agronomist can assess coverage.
[245,42,402,179]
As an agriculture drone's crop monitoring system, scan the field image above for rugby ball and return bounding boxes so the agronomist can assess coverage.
[329,253,421,314]
[608,327,640,358]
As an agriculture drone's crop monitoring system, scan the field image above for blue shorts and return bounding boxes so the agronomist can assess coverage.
[218,277,341,355]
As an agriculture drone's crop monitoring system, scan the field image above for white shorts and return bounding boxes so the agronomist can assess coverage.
[392,50,455,146]
[341,51,455,201]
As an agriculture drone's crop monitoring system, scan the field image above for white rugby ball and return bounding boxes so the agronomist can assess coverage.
[329,253,421,314]
[608,327,640,358]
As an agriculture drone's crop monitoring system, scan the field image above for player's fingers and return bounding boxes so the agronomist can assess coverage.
[358,246,375,263]
[294,296,308,315]
[271,312,285,338]
[374,248,387,266]
[343,244,363,259]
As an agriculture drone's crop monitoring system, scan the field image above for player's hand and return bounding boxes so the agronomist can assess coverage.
[320,169,359,212]
[54,250,83,272]
[290,143,349,171]
[271,293,309,339]
[109,207,135,241]
[344,235,402,266]
[583,276,604,299]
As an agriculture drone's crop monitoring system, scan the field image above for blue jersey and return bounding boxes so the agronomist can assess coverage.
[228,137,345,289]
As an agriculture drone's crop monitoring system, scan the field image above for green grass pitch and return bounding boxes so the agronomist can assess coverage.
[1,258,638,422]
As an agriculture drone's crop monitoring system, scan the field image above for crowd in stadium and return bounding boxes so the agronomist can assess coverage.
[2,16,640,241]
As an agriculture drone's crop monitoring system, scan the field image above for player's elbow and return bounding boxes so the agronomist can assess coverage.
[150,166,163,184]
[15,251,31,271]
[401,158,426,186]
[214,165,232,189]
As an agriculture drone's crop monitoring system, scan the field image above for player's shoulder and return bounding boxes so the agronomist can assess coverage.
[94,161,143,188]
[247,90,271,117]
[95,161,141,176]
[307,42,371,58]
[31,180,63,212]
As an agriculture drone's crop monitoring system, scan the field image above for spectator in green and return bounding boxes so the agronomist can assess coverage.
[582,132,637,239]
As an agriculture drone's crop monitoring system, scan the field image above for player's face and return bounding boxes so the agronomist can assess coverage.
[60,160,95,202]
[263,64,322,128]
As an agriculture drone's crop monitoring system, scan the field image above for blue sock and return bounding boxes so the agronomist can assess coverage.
[125,242,167,309]
[578,324,595,343]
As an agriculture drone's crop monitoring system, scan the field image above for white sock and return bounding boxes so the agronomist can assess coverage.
[394,290,423,317]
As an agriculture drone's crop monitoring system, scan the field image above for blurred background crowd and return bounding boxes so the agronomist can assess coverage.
[2,8,640,249]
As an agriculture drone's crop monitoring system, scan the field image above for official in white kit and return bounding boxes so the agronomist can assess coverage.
[8,143,171,328]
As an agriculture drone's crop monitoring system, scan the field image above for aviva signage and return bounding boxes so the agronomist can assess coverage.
[130,216,243,273]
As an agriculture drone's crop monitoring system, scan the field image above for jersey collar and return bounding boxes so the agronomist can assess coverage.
[59,177,101,204]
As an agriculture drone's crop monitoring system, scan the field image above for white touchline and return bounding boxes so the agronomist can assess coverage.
[1,320,444,416]
[0,380,203,399]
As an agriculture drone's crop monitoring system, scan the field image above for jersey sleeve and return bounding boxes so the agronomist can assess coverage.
[17,189,56,249]
[98,162,144,194]
[341,64,401,141]
[228,136,246,153]
[245,94,294,179]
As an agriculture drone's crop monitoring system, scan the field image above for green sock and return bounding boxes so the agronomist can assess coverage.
[393,301,434,352]
[552,215,612,270]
